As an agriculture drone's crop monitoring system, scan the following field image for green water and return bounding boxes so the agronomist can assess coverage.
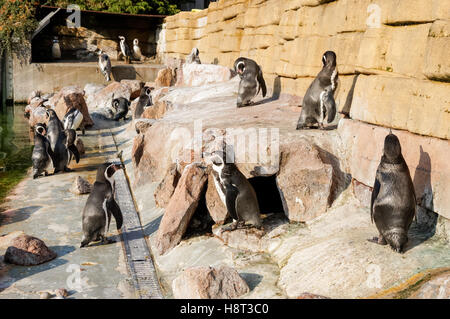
[0,104,33,204]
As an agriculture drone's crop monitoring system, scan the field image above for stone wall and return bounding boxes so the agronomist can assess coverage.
[160,0,449,140]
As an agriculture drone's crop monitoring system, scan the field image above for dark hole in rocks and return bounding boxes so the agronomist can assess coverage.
[183,187,214,240]
[248,175,285,215]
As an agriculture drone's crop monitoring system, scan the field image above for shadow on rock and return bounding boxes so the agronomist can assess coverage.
[239,272,263,291]
[251,76,282,106]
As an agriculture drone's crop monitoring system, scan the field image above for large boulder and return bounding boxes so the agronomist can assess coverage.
[155,163,207,255]
[83,83,105,110]
[276,139,333,222]
[49,86,94,127]
[172,265,250,299]
[4,234,57,266]
[177,63,232,87]
[120,79,143,100]
[28,106,48,128]
[205,173,228,224]
[141,101,171,119]
[88,81,131,110]
[155,67,175,87]
[154,163,180,208]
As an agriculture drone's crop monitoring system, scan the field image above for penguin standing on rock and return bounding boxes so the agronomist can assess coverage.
[46,109,80,173]
[133,86,153,119]
[208,150,262,231]
[81,163,123,247]
[132,39,142,61]
[370,131,416,253]
[118,36,132,64]
[31,123,53,179]
[63,107,85,135]
[233,57,267,108]
[97,49,112,82]
[296,51,338,130]
[186,47,201,64]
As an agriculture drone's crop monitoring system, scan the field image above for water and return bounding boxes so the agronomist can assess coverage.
[0,104,33,204]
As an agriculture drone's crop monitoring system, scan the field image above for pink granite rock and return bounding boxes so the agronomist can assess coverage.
[4,234,57,266]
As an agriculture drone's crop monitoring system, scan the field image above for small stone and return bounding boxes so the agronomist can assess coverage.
[4,234,57,266]
[70,176,92,195]
[55,288,68,298]
[39,292,53,299]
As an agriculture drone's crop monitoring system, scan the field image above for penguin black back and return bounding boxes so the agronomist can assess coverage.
[370,132,416,253]
[134,86,153,119]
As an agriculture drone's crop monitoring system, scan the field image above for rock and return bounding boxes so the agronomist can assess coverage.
[121,80,143,100]
[39,292,53,299]
[276,140,333,222]
[83,83,106,110]
[134,119,156,134]
[141,101,171,119]
[297,292,330,299]
[177,63,232,87]
[205,174,228,224]
[55,288,68,298]
[172,265,250,299]
[154,163,180,208]
[155,163,207,255]
[4,234,57,266]
[409,271,450,299]
[28,90,41,104]
[212,225,265,253]
[29,106,48,128]
[70,176,92,194]
[88,82,131,110]
[155,67,175,87]
[75,138,85,156]
[352,179,372,208]
[0,231,25,249]
[49,86,94,127]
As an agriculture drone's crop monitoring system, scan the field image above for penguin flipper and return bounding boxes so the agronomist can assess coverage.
[322,89,336,123]
[225,185,239,221]
[68,144,80,163]
[257,68,267,98]
[107,199,123,230]
[371,177,381,223]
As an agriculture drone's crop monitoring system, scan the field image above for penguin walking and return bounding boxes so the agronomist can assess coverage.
[46,109,80,173]
[186,47,201,64]
[97,49,112,82]
[31,123,54,179]
[118,36,132,64]
[132,39,142,61]
[296,51,338,130]
[133,86,153,119]
[51,36,61,60]
[370,132,416,253]
[111,97,130,121]
[63,107,85,135]
[233,57,267,108]
[209,150,262,231]
[81,163,123,247]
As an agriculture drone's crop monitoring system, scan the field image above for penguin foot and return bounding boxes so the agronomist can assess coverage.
[367,236,388,245]
[63,167,74,172]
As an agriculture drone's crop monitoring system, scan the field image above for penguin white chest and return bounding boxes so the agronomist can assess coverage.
[52,43,61,59]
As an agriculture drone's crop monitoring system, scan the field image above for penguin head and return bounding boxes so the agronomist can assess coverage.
[133,39,139,46]
[119,36,125,42]
[35,123,47,135]
[191,47,199,56]
[46,109,58,120]
[53,36,59,43]
[322,51,337,67]
[236,61,245,75]
[96,162,123,184]
[383,132,402,162]
[112,98,120,110]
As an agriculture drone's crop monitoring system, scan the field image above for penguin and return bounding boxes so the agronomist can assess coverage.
[46,109,80,173]
[81,163,123,247]
[296,51,338,130]
[51,36,61,60]
[186,47,201,64]
[111,97,130,121]
[233,57,267,108]
[132,39,142,61]
[370,132,416,253]
[63,107,84,135]
[118,36,132,64]
[97,49,112,82]
[209,150,262,230]
[133,86,153,119]
[31,123,54,179]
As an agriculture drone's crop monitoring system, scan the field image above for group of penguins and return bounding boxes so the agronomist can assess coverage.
[31,47,417,253]
[208,48,416,254]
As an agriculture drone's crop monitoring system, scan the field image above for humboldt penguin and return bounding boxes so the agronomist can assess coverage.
[111,97,130,121]
[118,36,132,64]
[51,36,61,60]
[31,123,53,179]
[370,132,416,253]
[233,57,267,107]
[133,39,142,61]
[81,163,123,247]
[133,86,153,119]
[97,49,112,82]
[209,150,262,230]
[46,109,80,173]
[63,107,85,135]
[296,51,338,130]
[186,47,201,64]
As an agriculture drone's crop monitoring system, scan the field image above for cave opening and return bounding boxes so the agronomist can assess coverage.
[248,175,285,216]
